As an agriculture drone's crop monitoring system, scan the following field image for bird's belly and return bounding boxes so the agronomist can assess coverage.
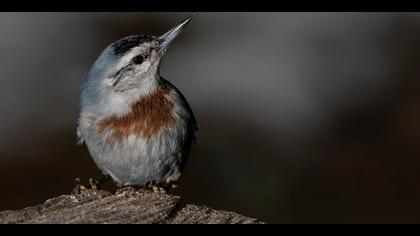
[87,127,184,187]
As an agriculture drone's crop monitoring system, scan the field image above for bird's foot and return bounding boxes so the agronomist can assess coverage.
[151,185,167,194]
[71,178,88,194]
[148,182,168,194]
[89,178,98,190]
[71,175,110,194]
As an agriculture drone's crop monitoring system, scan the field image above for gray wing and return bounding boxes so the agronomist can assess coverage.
[161,77,199,140]
[161,77,198,171]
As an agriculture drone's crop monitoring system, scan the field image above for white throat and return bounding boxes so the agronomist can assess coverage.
[101,73,160,118]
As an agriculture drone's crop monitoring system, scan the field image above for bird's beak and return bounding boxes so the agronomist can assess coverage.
[158,15,193,53]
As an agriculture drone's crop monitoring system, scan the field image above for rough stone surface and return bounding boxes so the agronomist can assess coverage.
[0,188,263,224]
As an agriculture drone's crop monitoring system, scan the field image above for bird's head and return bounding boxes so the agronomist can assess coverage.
[82,15,193,116]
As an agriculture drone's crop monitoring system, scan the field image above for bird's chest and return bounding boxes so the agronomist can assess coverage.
[96,88,177,144]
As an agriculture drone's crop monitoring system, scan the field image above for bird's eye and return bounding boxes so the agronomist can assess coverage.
[132,55,144,65]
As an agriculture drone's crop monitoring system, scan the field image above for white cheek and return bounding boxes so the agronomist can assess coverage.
[141,60,156,73]
[103,77,116,87]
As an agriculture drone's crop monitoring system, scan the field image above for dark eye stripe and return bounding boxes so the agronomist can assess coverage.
[109,49,153,87]
[110,64,134,86]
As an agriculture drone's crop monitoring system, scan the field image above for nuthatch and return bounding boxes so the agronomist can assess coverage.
[77,16,198,193]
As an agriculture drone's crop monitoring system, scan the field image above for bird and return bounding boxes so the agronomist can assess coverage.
[76,16,198,194]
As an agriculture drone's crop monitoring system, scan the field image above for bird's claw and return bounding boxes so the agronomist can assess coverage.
[148,182,168,194]
[72,178,87,194]
[72,176,109,194]
[89,178,98,190]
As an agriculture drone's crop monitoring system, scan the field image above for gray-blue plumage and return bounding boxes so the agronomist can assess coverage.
[77,16,197,190]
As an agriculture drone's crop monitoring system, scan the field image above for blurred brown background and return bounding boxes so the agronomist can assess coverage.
[0,12,420,223]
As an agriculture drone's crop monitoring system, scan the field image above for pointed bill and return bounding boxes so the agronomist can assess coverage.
[158,15,193,52]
